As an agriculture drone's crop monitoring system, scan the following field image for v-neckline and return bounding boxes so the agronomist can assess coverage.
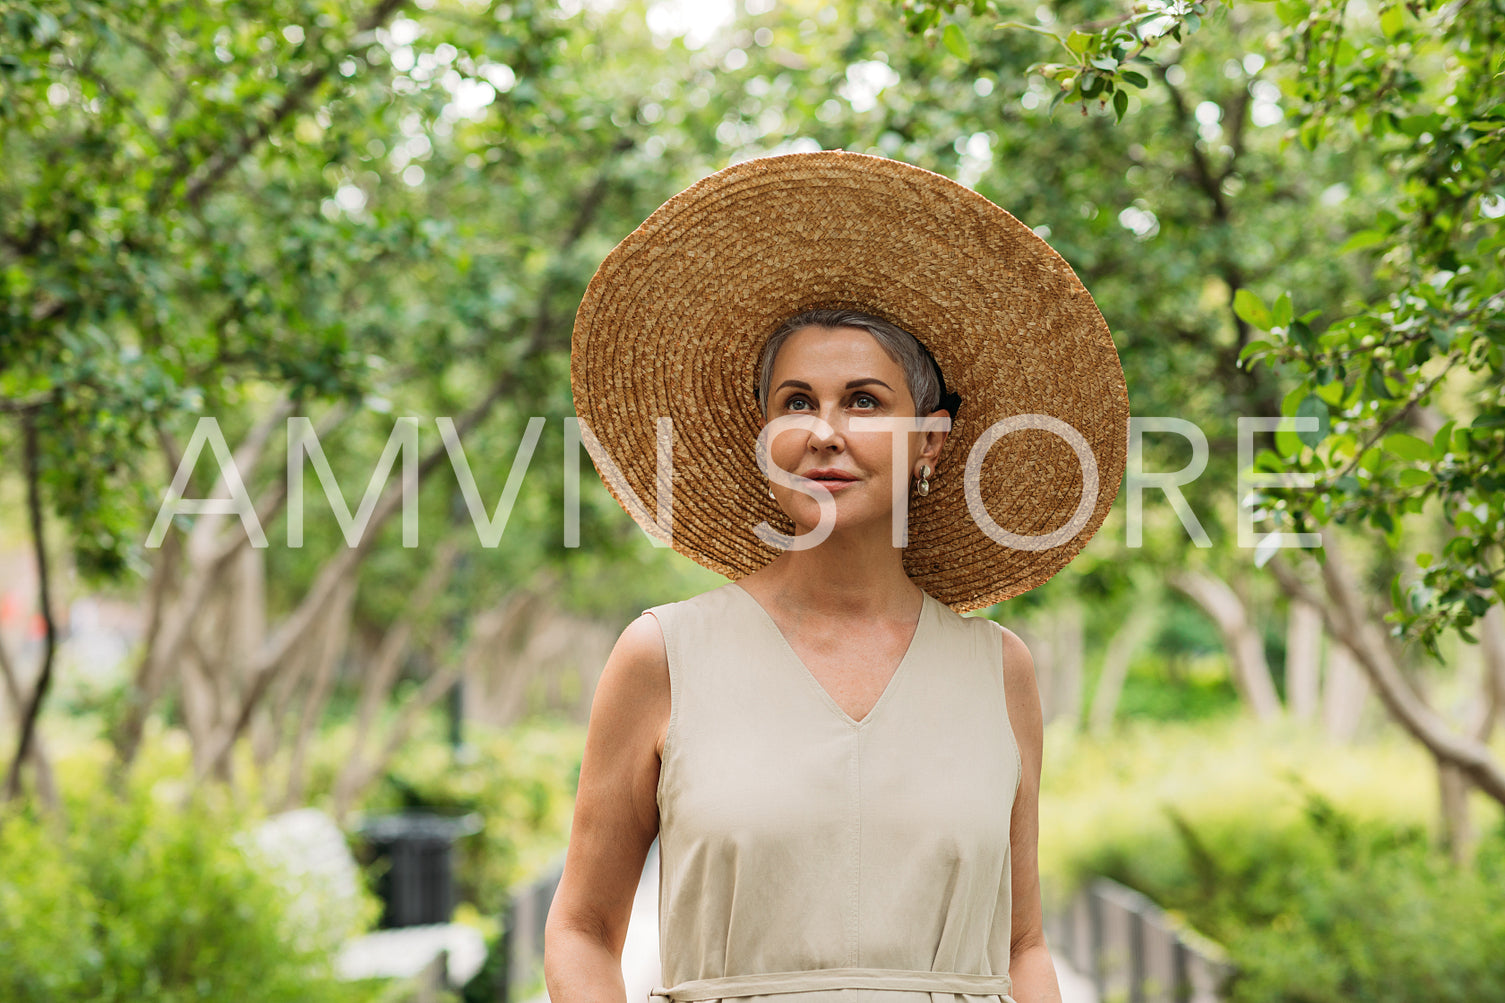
[728,583,930,728]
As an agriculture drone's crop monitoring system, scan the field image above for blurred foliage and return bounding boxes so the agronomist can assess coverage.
[901,0,1505,657]
[0,0,749,631]
[1041,716,1505,1000]
[1114,650,1240,722]
[355,715,582,917]
[0,737,382,1003]
[1036,713,1470,892]
[1115,793,1505,1003]
[1105,593,1244,721]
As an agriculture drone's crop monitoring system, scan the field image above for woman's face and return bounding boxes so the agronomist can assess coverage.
[762,324,943,538]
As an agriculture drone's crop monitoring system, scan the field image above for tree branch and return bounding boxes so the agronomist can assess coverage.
[4,412,60,802]
[1268,531,1505,806]
[176,0,410,211]
[198,136,636,778]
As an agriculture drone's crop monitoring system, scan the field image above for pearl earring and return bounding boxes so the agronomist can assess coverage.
[916,464,932,497]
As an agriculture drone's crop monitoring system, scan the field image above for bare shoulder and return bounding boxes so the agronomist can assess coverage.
[980,619,1039,706]
[594,612,671,759]
[613,610,669,672]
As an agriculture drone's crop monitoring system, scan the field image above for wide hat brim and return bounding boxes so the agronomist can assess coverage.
[571,150,1129,613]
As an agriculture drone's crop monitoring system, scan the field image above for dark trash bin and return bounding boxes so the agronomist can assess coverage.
[357,811,482,928]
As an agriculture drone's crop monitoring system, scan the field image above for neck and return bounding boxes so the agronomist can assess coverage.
[746,523,923,618]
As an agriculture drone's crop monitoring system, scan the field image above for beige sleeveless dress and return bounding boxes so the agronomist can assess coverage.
[644,582,1023,1003]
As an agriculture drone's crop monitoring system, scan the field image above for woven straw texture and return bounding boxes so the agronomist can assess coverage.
[571,150,1129,612]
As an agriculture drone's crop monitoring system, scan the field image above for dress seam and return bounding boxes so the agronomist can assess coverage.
[645,606,679,815]
[850,733,862,970]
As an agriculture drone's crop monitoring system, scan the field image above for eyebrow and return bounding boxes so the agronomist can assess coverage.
[775,378,895,393]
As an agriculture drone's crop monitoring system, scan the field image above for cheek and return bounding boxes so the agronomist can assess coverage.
[766,432,805,472]
[852,435,896,469]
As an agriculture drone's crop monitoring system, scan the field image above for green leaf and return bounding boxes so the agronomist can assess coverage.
[1383,432,1432,463]
[1255,448,1286,474]
[1367,366,1396,400]
[1113,88,1128,122]
[1120,69,1149,88]
[1276,422,1305,458]
[1065,30,1092,55]
[1398,468,1432,488]
[1296,395,1330,448]
[1397,114,1442,137]
[1314,378,1348,406]
[1380,4,1404,37]
[1234,288,1273,330]
[1275,0,1309,25]
[1337,229,1386,254]
[1281,381,1310,419]
[1299,117,1323,151]
[1432,419,1457,460]
[1272,292,1294,330]
[943,23,971,61]
[1237,339,1275,367]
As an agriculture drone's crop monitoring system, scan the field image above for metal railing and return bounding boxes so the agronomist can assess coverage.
[1045,876,1235,1003]
[493,850,568,1003]
[490,862,1233,1003]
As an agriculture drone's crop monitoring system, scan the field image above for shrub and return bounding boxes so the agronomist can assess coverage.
[360,715,582,916]
[0,744,379,1003]
[1040,717,1505,1003]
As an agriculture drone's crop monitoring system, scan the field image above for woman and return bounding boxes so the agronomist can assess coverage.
[546,152,1128,1003]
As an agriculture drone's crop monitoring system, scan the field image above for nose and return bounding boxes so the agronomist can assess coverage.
[807,410,845,452]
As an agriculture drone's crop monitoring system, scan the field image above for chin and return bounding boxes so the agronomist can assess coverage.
[787,503,896,541]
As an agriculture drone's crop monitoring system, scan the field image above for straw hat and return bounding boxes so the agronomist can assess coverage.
[570,150,1128,613]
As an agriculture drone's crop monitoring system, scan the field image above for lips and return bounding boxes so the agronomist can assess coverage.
[802,468,858,482]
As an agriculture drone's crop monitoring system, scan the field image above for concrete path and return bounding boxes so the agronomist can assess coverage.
[535,843,1096,1003]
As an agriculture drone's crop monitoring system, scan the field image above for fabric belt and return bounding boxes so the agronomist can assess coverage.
[649,967,1016,1002]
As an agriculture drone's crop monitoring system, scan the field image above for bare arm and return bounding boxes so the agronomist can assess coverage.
[999,626,1062,1003]
[544,613,671,1003]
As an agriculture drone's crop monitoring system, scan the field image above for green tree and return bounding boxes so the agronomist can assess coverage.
[0,0,732,805]
[894,0,1505,847]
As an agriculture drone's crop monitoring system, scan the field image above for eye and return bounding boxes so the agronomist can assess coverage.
[851,392,879,409]
[784,395,812,411]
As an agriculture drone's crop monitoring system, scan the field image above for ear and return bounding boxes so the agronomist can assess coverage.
[919,408,950,466]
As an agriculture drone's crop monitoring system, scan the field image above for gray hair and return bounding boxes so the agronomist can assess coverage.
[756,308,944,417]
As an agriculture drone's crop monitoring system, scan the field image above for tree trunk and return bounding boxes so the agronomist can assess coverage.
[1267,526,1505,808]
[5,411,61,803]
[1437,758,1475,865]
[1437,604,1505,864]
[113,148,630,788]
[1286,598,1323,721]
[0,633,57,810]
[280,574,358,810]
[1088,612,1158,736]
[1168,569,1283,721]
[1321,638,1369,742]
[1052,603,1085,731]
[1479,605,1505,744]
